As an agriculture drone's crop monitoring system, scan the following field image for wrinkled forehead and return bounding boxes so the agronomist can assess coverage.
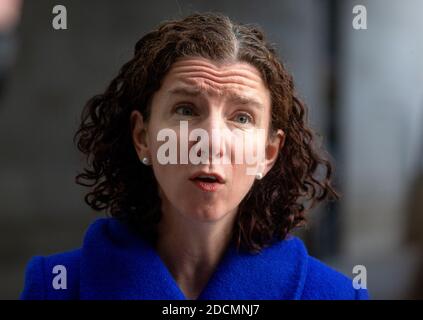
[160,57,270,105]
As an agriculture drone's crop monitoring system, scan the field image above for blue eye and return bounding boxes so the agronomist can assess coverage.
[234,113,253,124]
[175,105,195,116]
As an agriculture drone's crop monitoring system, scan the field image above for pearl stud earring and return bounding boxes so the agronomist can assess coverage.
[255,172,263,180]
[141,157,150,165]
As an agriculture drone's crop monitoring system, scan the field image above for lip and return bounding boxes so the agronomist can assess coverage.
[190,179,223,192]
[189,171,226,192]
[189,171,226,184]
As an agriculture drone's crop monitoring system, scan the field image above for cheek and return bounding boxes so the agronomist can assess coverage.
[229,130,266,167]
[151,163,188,211]
[147,128,179,190]
[147,125,174,166]
[229,135,257,192]
[226,165,255,210]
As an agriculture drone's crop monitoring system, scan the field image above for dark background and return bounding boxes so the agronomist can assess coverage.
[1,0,422,299]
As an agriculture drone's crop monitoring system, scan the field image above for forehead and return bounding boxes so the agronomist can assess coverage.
[159,57,270,107]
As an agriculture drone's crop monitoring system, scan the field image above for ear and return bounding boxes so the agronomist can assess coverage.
[262,129,285,176]
[130,110,150,160]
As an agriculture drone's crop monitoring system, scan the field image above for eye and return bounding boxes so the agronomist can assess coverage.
[233,113,253,125]
[175,105,195,116]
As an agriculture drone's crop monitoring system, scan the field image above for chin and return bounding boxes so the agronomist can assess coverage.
[185,205,230,222]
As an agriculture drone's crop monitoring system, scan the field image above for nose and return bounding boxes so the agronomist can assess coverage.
[190,114,227,163]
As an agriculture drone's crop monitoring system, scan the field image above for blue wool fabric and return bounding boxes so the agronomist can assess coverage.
[21,218,369,300]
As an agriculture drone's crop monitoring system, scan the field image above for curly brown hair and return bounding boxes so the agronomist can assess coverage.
[74,12,339,253]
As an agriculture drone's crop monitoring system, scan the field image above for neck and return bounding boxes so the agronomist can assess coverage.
[155,202,237,299]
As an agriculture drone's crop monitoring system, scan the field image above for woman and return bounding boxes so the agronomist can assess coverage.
[21,12,369,300]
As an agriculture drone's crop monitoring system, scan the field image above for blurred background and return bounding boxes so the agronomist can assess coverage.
[0,0,422,299]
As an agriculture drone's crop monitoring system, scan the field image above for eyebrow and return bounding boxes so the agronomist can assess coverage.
[167,86,264,109]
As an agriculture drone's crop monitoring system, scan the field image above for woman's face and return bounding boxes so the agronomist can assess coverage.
[132,57,284,223]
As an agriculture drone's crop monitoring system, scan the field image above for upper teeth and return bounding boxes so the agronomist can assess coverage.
[198,175,217,180]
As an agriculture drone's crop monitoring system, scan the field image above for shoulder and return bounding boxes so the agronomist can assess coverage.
[20,248,82,300]
[20,218,121,300]
[246,236,368,300]
[269,236,369,300]
[20,218,128,300]
[301,253,369,300]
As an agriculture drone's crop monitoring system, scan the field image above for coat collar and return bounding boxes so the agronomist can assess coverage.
[79,218,308,300]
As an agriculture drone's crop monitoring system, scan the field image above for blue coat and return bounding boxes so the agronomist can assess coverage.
[21,217,369,300]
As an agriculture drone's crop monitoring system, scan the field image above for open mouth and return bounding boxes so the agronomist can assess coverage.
[189,173,225,192]
[194,176,219,183]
